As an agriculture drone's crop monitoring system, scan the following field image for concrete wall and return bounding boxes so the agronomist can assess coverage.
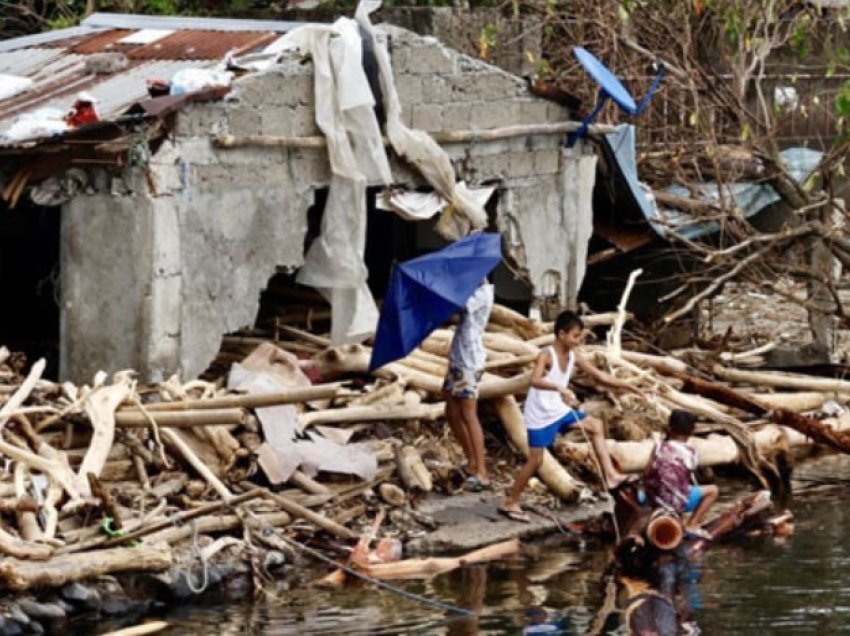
[60,24,593,382]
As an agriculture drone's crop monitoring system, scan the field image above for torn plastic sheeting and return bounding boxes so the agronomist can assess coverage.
[376,185,496,222]
[1,108,68,144]
[357,1,487,239]
[170,68,233,96]
[282,0,488,344]
[282,18,388,344]
[295,431,378,481]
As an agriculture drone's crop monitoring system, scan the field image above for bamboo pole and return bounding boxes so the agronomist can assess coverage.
[120,383,344,413]
[115,408,248,428]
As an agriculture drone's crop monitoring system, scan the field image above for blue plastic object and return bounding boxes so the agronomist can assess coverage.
[567,46,665,147]
[369,232,502,372]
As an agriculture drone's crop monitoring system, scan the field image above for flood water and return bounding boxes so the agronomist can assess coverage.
[86,454,850,635]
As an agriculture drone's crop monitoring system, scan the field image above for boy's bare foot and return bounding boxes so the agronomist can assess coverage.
[498,502,531,523]
[606,472,629,490]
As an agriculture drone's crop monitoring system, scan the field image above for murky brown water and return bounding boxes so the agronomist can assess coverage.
[75,454,850,635]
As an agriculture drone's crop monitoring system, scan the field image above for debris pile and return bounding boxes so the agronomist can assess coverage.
[0,289,848,628]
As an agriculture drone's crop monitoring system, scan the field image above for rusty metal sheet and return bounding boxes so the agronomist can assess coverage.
[125,30,279,60]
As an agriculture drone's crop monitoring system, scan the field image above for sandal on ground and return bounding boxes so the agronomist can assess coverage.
[498,506,531,523]
[464,475,492,492]
[685,527,713,541]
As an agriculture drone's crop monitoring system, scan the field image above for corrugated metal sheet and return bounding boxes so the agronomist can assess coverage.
[0,13,304,147]
[125,30,279,60]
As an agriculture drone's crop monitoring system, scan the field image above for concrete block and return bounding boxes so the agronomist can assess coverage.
[174,102,227,138]
[260,107,295,136]
[420,75,452,104]
[472,101,512,129]
[404,44,456,75]
[396,74,423,106]
[291,105,319,136]
[508,151,537,178]
[411,103,443,132]
[442,102,472,131]
[288,148,331,186]
[470,153,508,180]
[533,149,561,175]
[520,99,550,123]
[226,106,262,136]
[546,102,568,122]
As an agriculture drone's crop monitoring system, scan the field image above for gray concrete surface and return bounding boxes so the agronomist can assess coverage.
[405,492,611,553]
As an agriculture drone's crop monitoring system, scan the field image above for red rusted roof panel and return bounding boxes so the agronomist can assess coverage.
[126,30,278,60]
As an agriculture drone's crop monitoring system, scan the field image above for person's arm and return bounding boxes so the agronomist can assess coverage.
[574,352,645,399]
[530,350,577,405]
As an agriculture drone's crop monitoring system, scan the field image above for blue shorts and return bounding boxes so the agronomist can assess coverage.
[683,485,703,513]
[527,409,587,448]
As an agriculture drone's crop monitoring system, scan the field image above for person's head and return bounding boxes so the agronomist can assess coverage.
[667,409,697,440]
[554,310,584,349]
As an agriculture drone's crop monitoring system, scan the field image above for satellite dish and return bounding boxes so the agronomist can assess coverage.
[567,46,664,147]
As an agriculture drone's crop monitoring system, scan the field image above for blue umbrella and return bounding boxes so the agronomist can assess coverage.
[369,232,502,372]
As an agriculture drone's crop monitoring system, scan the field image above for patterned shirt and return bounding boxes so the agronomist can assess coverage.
[448,283,494,372]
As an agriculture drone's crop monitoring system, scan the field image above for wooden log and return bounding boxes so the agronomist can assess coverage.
[123,384,344,413]
[114,408,248,428]
[299,403,444,427]
[358,538,519,580]
[645,513,683,551]
[488,305,545,340]
[250,485,358,541]
[0,359,45,429]
[92,489,265,550]
[712,364,850,393]
[0,526,52,561]
[289,470,332,495]
[492,395,582,500]
[681,374,850,454]
[144,511,291,545]
[76,380,133,497]
[0,544,172,592]
[100,621,169,636]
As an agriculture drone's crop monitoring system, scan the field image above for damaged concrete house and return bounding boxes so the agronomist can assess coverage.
[0,11,604,383]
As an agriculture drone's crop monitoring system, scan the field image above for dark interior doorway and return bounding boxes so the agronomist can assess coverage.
[0,200,61,378]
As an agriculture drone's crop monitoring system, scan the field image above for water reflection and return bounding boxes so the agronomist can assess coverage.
[75,453,850,635]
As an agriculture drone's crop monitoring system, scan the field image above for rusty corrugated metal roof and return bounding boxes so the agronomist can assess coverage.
[0,13,302,147]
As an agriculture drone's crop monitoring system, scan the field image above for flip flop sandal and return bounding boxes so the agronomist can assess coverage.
[464,476,485,492]
[498,507,531,523]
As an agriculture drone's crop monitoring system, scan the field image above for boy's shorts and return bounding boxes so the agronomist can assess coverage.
[527,409,587,448]
[683,485,703,513]
[442,366,484,399]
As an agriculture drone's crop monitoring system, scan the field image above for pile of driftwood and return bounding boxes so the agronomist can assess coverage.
[1,291,849,625]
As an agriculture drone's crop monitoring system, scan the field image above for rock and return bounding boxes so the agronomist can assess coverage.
[17,601,65,621]
[1,605,29,628]
[379,483,407,507]
[61,583,102,611]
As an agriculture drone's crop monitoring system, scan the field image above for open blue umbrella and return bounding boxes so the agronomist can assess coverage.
[566,46,665,147]
[369,232,502,372]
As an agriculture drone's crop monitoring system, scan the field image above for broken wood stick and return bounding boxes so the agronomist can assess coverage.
[100,621,169,636]
[0,544,173,592]
[712,364,850,393]
[0,359,45,430]
[122,383,345,413]
[90,488,264,550]
[358,538,520,580]
[161,428,233,501]
[114,408,248,428]
[247,484,358,541]
[299,402,444,427]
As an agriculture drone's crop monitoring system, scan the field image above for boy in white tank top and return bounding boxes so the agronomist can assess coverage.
[500,310,644,522]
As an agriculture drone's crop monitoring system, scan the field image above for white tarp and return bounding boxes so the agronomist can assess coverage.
[280,0,488,344]
[376,185,496,222]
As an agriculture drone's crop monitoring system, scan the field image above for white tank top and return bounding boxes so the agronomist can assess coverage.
[524,347,575,430]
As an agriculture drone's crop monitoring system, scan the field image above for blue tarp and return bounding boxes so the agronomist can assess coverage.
[604,124,823,240]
